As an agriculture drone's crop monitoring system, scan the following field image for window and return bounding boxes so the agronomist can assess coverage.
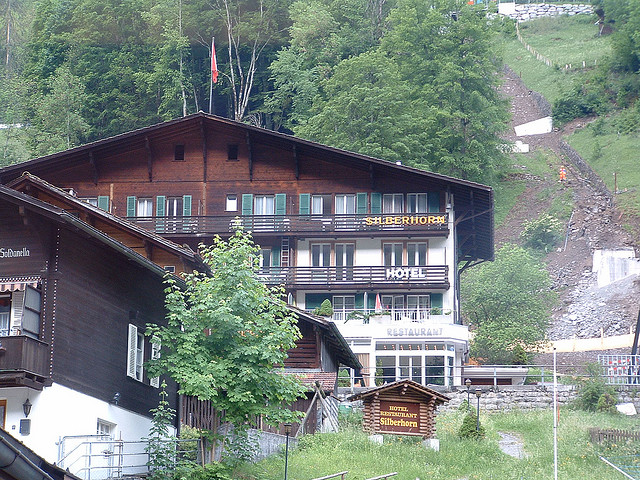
[0,288,41,338]
[311,244,331,267]
[254,195,275,215]
[335,194,356,214]
[227,144,239,161]
[0,400,5,429]
[97,419,116,437]
[407,243,427,266]
[174,144,185,161]
[407,193,428,213]
[383,194,403,213]
[311,195,331,215]
[226,194,238,211]
[137,198,153,217]
[166,197,184,217]
[259,249,271,270]
[0,297,9,336]
[381,295,404,321]
[333,296,355,322]
[163,266,176,273]
[383,243,403,266]
[127,324,144,382]
[399,356,422,383]
[150,338,161,388]
[407,295,430,321]
[82,197,98,207]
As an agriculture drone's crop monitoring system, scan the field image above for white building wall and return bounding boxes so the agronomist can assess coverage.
[1,383,157,467]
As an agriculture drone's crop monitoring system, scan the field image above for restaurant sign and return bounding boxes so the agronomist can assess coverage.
[0,247,30,259]
[379,400,421,434]
[364,215,446,227]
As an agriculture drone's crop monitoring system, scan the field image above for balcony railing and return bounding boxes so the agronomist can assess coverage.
[258,265,449,288]
[330,308,454,324]
[128,213,449,236]
[0,335,51,389]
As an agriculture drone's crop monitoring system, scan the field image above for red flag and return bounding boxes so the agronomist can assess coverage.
[375,293,382,313]
[211,38,219,84]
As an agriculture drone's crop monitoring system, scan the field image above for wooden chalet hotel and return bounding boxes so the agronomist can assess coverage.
[0,111,492,443]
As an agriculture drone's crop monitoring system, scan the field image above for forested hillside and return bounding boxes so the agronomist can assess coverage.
[0,0,513,182]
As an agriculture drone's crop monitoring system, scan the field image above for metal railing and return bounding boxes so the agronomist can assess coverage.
[128,213,449,236]
[258,265,449,288]
[331,308,454,324]
[599,355,640,386]
[57,435,200,480]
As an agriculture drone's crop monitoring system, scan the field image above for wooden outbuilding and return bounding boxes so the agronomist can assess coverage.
[350,380,449,438]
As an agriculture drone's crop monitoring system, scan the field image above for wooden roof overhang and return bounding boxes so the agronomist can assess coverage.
[0,113,493,264]
[6,173,208,273]
[0,185,186,287]
[291,307,361,370]
[349,379,450,405]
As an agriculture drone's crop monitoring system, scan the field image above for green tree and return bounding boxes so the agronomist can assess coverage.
[461,244,554,364]
[147,230,305,434]
[295,49,433,166]
[381,0,509,181]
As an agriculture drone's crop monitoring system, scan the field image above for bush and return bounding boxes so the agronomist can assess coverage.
[314,299,333,317]
[573,363,618,412]
[173,463,232,480]
[521,213,563,252]
[553,87,608,125]
[458,411,485,440]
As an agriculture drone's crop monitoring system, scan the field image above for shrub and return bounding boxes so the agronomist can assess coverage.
[553,87,608,125]
[521,213,563,252]
[314,299,333,317]
[597,392,618,414]
[458,411,485,440]
[173,463,232,480]
[573,363,618,412]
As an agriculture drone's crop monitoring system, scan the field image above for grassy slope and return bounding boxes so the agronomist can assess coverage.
[239,409,638,480]
[501,14,640,218]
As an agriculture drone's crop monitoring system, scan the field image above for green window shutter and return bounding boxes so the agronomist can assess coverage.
[97,196,110,212]
[355,293,365,310]
[242,194,253,215]
[183,195,192,216]
[156,196,166,217]
[356,193,368,214]
[371,193,382,214]
[271,246,281,267]
[299,194,310,215]
[275,193,286,215]
[428,192,440,212]
[126,196,136,217]
[430,293,443,309]
[367,293,377,310]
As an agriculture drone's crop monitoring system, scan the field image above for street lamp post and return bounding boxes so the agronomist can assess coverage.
[284,423,292,480]
[475,388,482,432]
[465,378,471,408]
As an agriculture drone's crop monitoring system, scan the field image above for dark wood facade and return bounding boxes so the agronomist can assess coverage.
[0,113,494,266]
[0,185,178,416]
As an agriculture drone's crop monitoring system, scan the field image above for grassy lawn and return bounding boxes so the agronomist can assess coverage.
[568,122,640,216]
[500,15,609,106]
[238,409,639,480]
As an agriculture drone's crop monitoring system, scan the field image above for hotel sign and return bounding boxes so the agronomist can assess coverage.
[364,215,446,227]
[386,267,431,280]
[379,401,421,434]
[0,247,30,259]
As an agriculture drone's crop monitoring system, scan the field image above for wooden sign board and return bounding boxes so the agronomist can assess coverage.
[379,400,420,434]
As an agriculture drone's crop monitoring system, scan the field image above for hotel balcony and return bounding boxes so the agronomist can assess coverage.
[129,213,450,237]
[258,265,449,289]
[0,336,52,390]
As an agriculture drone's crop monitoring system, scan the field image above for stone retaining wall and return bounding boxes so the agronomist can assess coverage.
[438,385,640,412]
[500,3,593,23]
[559,140,613,203]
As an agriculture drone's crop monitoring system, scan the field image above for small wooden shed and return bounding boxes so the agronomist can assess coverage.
[350,380,450,438]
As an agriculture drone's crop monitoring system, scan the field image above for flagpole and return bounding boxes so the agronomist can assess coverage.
[209,36,214,114]
[553,347,558,480]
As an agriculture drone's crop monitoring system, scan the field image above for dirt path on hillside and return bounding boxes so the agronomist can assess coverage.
[496,68,640,357]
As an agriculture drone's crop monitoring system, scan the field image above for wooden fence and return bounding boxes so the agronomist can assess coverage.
[590,428,640,444]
